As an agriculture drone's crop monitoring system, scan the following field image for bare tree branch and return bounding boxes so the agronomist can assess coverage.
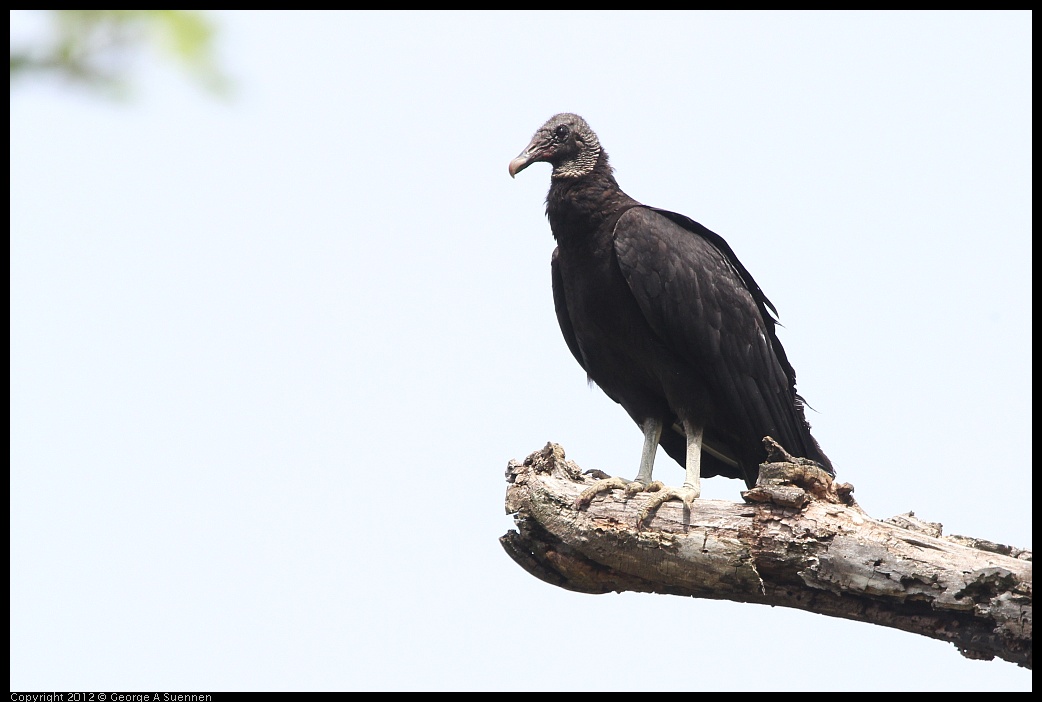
[501,443,1032,668]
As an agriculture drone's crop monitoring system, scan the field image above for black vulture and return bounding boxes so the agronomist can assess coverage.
[509,113,832,513]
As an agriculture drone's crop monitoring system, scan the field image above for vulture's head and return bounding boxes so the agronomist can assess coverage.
[509,113,602,180]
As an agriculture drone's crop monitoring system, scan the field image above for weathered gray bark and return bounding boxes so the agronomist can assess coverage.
[501,442,1032,669]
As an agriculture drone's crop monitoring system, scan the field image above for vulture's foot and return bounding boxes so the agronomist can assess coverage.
[574,476,635,508]
[575,477,699,529]
[574,476,664,507]
[636,483,699,529]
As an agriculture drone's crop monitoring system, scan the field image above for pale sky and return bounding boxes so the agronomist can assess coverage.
[11,10,1031,691]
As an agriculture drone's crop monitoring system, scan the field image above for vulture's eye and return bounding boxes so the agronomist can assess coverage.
[554,125,570,139]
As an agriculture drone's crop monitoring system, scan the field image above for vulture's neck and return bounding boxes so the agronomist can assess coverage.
[545,152,638,246]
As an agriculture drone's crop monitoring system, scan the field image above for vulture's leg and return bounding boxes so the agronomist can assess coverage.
[632,417,663,487]
[636,419,702,528]
[682,419,703,497]
[574,418,664,507]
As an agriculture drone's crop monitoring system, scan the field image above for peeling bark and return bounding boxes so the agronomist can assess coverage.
[501,442,1032,669]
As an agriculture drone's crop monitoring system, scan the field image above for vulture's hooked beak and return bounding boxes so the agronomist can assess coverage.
[508,154,530,178]
[508,138,552,178]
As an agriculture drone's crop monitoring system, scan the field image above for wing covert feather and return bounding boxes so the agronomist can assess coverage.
[612,207,805,453]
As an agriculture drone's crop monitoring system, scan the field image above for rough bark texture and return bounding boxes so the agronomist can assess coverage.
[501,442,1032,669]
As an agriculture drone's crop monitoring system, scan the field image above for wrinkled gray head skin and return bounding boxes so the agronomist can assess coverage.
[509,113,602,180]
